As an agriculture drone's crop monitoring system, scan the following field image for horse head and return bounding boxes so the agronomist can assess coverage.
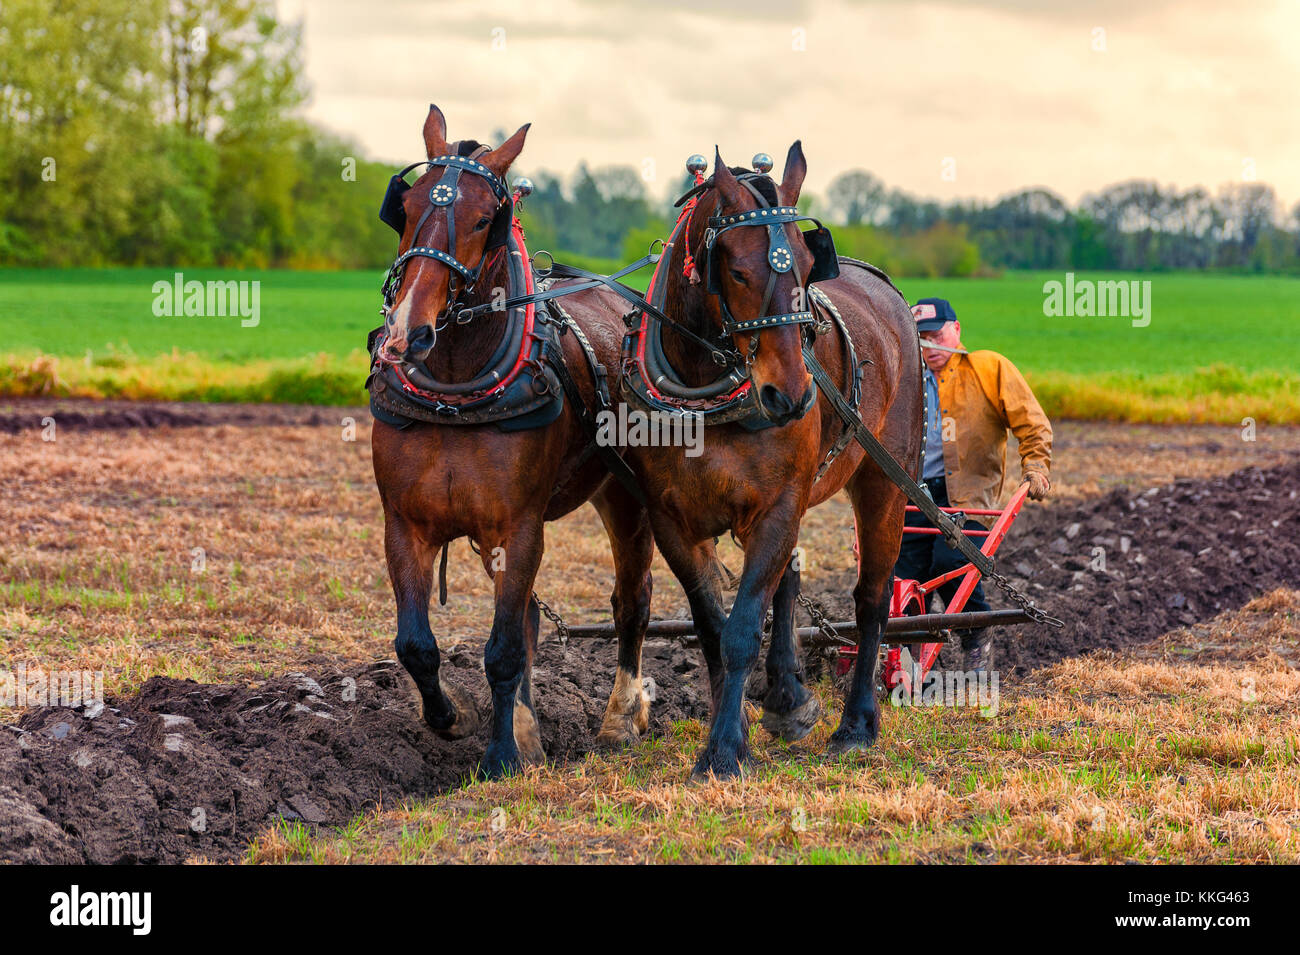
[703,143,817,426]
[380,104,529,364]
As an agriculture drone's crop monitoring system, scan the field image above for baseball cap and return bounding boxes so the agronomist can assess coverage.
[911,297,957,331]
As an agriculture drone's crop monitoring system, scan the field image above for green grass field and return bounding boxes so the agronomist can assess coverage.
[1,266,1296,421]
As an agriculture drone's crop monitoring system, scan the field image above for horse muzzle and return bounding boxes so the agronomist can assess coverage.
[755,381,816,426]
[380,322,436,365]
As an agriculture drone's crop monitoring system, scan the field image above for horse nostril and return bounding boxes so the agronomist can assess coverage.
[408,324,434,353]
[760,384,795,417]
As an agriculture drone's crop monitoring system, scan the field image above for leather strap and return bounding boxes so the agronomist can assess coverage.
[381,145,504,309]
[703,187,820,337]
[802,346,997,577]
[544,321,647,506]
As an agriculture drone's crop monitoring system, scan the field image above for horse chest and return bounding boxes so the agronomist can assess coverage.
[648,454,778,540]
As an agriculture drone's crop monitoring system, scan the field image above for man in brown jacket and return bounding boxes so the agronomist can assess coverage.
[895,297,1053,671]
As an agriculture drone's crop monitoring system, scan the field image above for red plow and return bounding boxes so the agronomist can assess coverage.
[564,482,1039,690]
[855,481,1032,691]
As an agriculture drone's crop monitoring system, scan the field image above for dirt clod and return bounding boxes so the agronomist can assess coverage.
[0,641,707,864]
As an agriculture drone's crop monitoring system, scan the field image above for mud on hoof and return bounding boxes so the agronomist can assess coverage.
[595,694,650,749]
[761,692,822,743]
[424,681,481,741]
[596,672,651,748]
[595,712,644,748]
[512,701,546,765]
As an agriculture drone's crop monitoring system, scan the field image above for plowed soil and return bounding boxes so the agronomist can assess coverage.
[810,462,1300,676]
[2,399,1298,863]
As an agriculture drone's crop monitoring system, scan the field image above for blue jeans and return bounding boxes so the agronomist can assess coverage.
[893,478,991,646]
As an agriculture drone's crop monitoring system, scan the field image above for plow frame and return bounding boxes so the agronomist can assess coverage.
[868,482,1032,694]
[559,484,1036,698]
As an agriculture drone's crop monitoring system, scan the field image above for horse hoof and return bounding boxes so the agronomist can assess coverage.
[826,724,879,756]
[596,695,650,748]
[595,715,642,749]
[689,760,744,783]
[476,744,521,780]
[513,702,546,765]
[425,681,480,741]
[761,693,822,743]
[690,743,748,782]
[598,671,651,748]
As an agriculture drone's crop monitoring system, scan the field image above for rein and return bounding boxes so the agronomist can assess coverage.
[802,348,1062,628]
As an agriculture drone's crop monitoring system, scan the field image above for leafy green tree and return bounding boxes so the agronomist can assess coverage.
[0,0,166,263]
[826,170,886,226]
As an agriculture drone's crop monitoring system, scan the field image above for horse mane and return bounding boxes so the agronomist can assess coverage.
[673,167,779,208]
[734,169,779,205]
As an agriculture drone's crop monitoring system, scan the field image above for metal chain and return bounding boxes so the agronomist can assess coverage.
[934,518,1062,629]
[796,592,855,647]
[987,570,1064,628]
[535,593,570,647]
[467,537,573,645]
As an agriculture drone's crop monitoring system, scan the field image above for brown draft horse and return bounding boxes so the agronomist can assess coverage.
[371,106,654,778]
[624,145,922,779]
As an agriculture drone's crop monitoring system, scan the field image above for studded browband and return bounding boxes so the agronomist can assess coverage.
[380,149,511,309]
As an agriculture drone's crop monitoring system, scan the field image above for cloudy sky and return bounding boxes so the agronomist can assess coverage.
[278,0,1300,208]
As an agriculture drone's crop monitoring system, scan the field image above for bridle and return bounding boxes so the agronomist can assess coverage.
[379,146,513,315]
[677,160,840,365]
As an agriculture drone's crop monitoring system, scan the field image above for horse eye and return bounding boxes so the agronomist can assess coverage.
[729,268,747,284]
[474,216,492,230]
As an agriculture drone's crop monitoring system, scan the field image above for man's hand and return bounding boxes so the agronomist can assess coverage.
[1025,470,1050,501]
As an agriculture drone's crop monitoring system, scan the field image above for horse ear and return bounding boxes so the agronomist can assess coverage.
[778,140,807,207]
[484,123,530,177]
[713,147,746,209]
[423,104,449,159]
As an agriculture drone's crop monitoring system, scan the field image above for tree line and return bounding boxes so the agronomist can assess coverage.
[4,0,1298,277]
[823,170,1300,274]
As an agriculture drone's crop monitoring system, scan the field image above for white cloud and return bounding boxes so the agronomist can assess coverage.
[280,0,1300,208]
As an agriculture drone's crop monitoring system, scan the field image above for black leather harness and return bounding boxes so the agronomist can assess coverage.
[378,146,514,310]
[696,176,839,336]
[618,170,853,434]
[367,150,643,503]
[367,219,564,431]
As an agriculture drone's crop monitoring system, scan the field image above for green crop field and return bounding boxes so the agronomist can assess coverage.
[1,266,1297,421]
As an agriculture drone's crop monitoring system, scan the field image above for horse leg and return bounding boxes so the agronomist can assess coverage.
[829,474,907,755]
[385,514,479,739]
[479,519,546,778]
[592,484,654,747]
[652,523,729,720]
[760,553,821,742]
[694,508,801,779]
[512,593,546,765]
